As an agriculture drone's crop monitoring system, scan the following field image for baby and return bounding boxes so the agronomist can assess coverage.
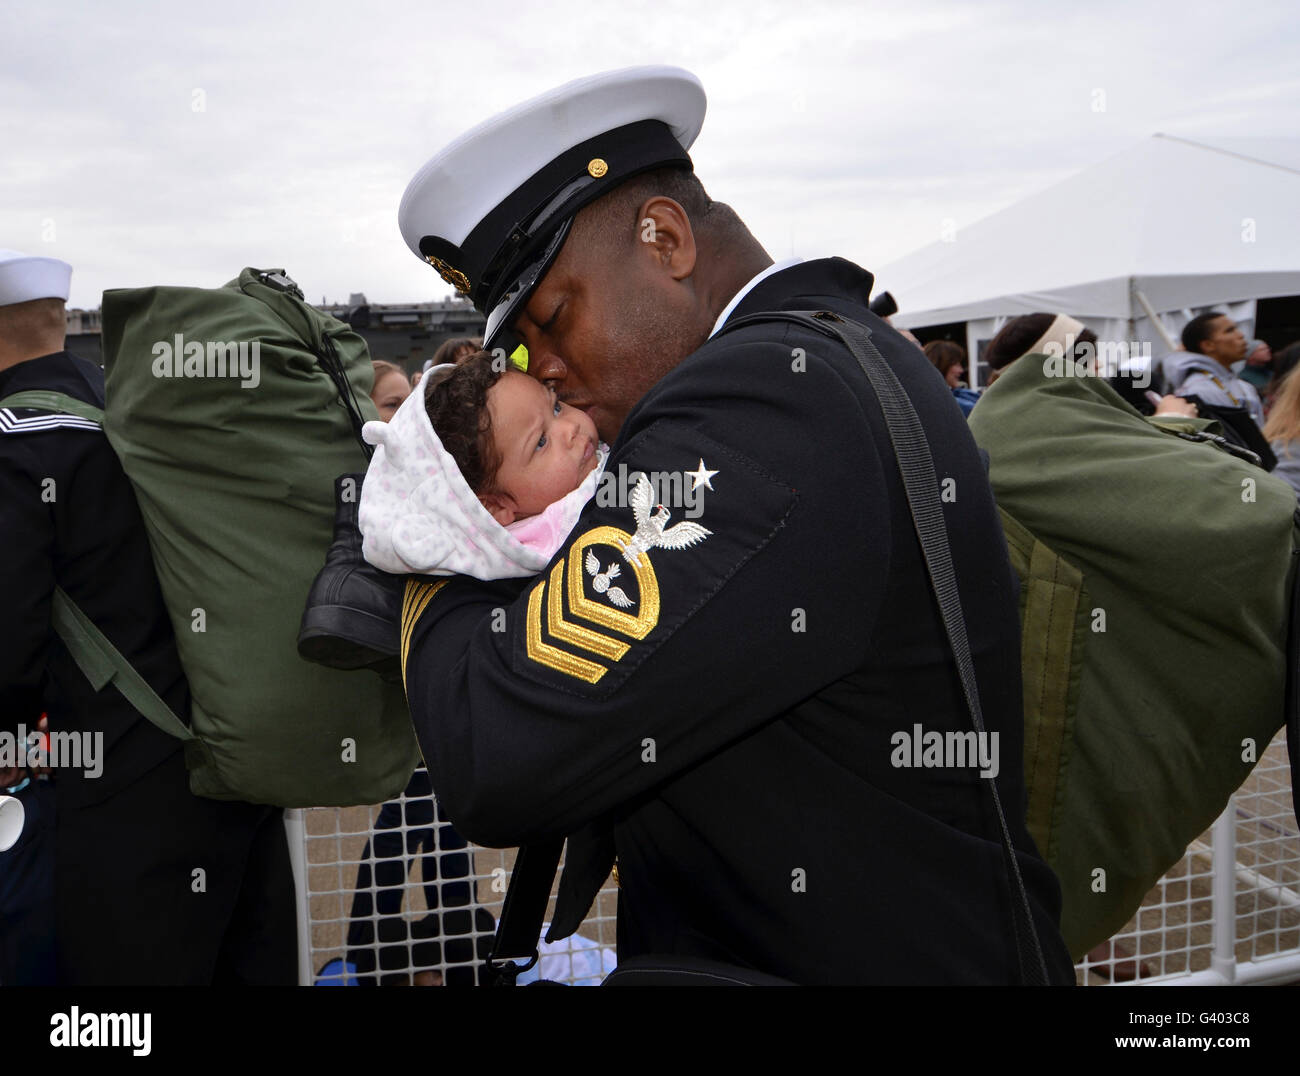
[359,350,608,580]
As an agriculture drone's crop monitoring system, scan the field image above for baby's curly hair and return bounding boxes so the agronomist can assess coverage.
[424,350,506,494]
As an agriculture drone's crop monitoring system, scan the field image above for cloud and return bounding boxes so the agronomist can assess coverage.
[2,0,1296,307]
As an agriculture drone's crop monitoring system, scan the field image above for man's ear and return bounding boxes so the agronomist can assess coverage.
[636,196,697,281]
[478,490,517,525]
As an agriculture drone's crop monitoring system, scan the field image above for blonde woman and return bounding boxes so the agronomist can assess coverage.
[1263,364,1300,498]
[370,359,411,422]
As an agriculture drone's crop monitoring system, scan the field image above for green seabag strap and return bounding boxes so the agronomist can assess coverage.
[0,391,105,423]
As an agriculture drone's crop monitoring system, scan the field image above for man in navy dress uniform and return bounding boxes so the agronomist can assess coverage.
[393,67,1074,984]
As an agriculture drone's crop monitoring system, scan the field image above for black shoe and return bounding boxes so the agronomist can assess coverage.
[298,473,405,673]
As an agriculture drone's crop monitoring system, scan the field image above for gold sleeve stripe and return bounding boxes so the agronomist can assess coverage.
[544,561,630,660]
[402,579,436,641]
[401,578,451,689]
[525,579,607,684]
[401,580,425,646]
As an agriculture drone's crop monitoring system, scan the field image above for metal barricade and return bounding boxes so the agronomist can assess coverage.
[288,734,1298,986]
[1075,732,1299,985]
[287,771,617,986]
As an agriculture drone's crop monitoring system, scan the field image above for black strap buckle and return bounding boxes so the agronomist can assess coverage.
[257,270,304,298]
[487,949,539,987]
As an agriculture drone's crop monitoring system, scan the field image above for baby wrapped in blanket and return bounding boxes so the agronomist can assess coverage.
[360,350,608,579]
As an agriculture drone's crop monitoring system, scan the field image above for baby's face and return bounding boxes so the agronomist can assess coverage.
[483,370,600,522]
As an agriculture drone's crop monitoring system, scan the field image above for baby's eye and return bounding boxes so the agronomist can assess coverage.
[536,433,547,451]
[553,398,562,416]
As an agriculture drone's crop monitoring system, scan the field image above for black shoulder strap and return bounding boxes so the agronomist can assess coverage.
[489,309,1052,985]
[486,839,563,984]
[725,309,1051,985]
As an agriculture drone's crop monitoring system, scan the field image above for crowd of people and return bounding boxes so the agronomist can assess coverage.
[919,310,1300,498]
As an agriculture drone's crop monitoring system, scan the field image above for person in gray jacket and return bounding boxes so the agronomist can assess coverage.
[1164,312,1263,427]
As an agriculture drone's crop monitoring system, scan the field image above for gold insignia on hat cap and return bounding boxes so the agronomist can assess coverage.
[587,157,609,178]
[424,254,471,296]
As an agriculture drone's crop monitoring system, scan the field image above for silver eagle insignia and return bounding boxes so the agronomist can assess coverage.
[618,473,712,568]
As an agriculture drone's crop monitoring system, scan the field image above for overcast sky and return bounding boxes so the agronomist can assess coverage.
[3,0,1298,309]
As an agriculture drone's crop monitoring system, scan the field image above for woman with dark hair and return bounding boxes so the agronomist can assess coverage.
[923,339,966,388]
[432,336,483,367]
[923,339,980,416]
[411,337,484,391]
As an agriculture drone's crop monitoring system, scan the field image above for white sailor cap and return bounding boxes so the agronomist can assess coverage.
[0,249,72,307]
[398,66,706,349]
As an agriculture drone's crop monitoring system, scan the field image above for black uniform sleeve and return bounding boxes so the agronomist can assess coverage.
[0,437,56,737]
[401,333,894,846]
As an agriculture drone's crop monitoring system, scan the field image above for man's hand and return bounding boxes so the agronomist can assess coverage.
[1154,395,1198,417]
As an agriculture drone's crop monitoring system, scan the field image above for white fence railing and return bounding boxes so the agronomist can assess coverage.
[287,734,1298,986]
[286,775,618,987]
[1075,733,1299,986]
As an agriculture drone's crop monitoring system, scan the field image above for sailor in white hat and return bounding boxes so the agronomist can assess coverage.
[0,248,79,399]
[0,248,300,984]
[0,249,73,312]
[0,248,95,430]
[0,251,78,984]
[395,67,1075,985]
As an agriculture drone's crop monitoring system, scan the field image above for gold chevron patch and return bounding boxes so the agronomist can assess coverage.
[524,526,661,683]
[401,578,451,690]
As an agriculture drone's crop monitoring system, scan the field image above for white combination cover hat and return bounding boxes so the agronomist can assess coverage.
[398,66,706,349]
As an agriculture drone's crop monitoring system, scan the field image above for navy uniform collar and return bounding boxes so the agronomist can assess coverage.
[726,257,875,326]
[0,350,103,406]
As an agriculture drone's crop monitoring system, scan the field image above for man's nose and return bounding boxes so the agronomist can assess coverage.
[527,349,568,389]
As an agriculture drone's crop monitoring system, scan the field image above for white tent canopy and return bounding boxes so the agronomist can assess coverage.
[878,134,1300,371]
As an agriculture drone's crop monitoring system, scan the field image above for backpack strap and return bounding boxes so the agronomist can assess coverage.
[721,308,1052,985]
[0,390,104,430]
[1183,366,1243,407]
[486,839,564,983]
[996,506,1087,863]
[0,391,192,745]
[49,588,194,744]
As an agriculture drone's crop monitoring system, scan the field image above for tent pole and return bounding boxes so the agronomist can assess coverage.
[1134,287,1178,351]
[965,321,978,388]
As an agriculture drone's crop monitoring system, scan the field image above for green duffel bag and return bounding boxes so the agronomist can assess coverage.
[89,267,420,807]
[968,353,1297,959]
